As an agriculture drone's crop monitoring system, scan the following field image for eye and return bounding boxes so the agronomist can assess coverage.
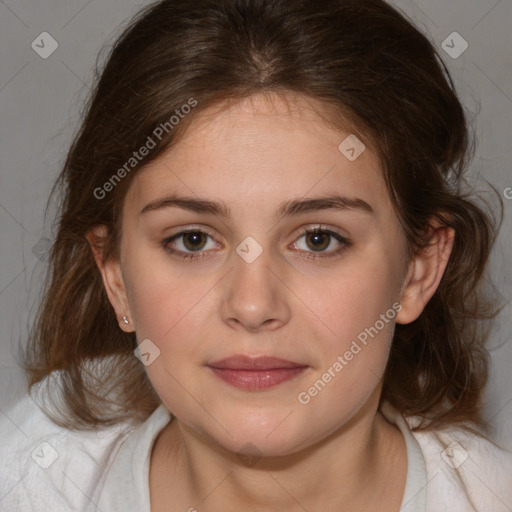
[162,228,219,261]
[291,226,351,260]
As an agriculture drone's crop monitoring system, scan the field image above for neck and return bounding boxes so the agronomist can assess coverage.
[150,396,407,512]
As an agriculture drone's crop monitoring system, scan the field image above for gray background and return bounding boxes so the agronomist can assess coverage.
[0,0,511,449]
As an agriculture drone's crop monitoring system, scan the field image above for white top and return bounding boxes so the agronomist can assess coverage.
[1,390,511,512]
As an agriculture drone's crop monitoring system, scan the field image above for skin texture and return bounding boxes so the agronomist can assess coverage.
[88,92,455,511]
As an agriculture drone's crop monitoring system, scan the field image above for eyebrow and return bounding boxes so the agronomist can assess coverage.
[139,193,374,221]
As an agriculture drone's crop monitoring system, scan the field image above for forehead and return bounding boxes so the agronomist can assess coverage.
[124,92,391,221]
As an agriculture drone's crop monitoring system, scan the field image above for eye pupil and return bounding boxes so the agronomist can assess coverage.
[306,232,329,251]
[184,231,207,251]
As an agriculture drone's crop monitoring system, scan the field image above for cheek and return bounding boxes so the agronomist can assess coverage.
[124,246,206,332]
[295,279,397,422]
[293,251,402,409]
[302,256,402,347]
[126,268,211,411]
[130,276,210,349]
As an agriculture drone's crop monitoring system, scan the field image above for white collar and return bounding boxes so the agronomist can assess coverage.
[381,401,428,511]
[97,404,171,511]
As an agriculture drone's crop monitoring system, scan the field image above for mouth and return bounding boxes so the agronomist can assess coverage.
[206,355,308,391]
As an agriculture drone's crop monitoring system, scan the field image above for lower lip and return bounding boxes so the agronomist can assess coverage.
[208,367,307,390]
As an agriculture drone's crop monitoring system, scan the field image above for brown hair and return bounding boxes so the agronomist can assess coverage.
[22,0,503,435]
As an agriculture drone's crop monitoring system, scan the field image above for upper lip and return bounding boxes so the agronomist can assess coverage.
[207,355,306,370]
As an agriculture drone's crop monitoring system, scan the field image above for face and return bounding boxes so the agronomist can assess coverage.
[103,92,415,456]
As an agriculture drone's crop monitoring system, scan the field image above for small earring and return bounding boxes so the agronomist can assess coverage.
[122,316,129,324]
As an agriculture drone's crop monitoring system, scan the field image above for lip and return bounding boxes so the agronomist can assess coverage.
[206,355,308,390]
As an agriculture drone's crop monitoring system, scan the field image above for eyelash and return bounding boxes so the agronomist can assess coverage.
[161,226,352,262]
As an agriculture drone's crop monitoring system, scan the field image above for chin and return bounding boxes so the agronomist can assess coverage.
[202,412,310,459]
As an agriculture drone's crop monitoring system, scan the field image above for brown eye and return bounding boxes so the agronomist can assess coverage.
[305,231,330,251]
[182,231,208,251]
[292,227,352,260]
[162,228,219,261]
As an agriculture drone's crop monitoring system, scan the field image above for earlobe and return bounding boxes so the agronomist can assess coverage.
[85,225,135,332]
[396,222,455,325]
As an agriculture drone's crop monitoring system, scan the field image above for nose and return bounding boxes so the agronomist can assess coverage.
[220,244,292,333]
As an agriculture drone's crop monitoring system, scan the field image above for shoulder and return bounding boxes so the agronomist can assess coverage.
[0,389,135,512]
[406,417,512,512]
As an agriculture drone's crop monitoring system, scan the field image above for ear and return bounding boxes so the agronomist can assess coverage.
[85,225,135,332]
[396,219,455,325]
